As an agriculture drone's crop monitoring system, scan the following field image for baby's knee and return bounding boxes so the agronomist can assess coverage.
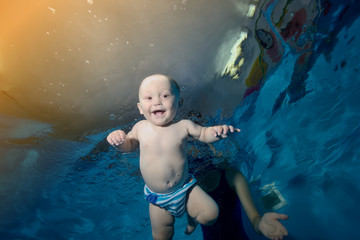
[199,203,219,226]
[151,228,174,240]
[207,203,219,225]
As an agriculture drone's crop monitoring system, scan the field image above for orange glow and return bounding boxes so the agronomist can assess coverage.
[0,1,48,43]
[0,0,252,136]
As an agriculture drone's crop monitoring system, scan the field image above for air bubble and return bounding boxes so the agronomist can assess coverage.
[109,114,116,120]
[48,7,56,14]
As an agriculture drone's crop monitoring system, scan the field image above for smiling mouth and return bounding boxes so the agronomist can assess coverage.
[152,110,165,116]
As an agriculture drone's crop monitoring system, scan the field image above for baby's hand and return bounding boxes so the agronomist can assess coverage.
[211,125,240,138]
[107,130,127,146]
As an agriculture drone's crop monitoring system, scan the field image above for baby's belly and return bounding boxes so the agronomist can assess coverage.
[140,160,188,193]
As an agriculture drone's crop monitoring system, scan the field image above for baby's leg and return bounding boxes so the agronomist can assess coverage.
[149,203,175,240]
[186,185,218,233]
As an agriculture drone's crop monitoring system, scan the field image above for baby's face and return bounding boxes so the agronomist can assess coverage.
[137,75,180,126]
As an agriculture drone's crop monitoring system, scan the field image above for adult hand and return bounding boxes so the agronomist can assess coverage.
[258,212,289,240]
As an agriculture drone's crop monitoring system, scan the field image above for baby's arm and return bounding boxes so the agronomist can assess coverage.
[227,168,288,239]
[106,125,139,152]
[183,119,240,143]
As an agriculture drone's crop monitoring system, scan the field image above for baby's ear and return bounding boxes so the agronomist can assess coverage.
[137,103,144,114]
[178,98,184,108]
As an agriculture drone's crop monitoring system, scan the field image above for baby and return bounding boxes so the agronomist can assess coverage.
[107,74,240,239]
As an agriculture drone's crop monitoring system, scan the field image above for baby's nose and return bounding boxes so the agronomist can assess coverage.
[153,97,162,105]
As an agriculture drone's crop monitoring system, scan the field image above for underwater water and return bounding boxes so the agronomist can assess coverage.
[1,0,360,239]
[230,16,360,240]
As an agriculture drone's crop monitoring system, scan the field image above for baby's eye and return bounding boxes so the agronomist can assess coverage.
[145,96,152,100]
[162,93,172,99]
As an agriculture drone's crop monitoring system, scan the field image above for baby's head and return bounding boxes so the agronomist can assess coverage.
[137,74,182,126]
[139,74,180,98]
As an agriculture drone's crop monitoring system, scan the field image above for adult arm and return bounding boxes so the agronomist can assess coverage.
[226,168,289,240]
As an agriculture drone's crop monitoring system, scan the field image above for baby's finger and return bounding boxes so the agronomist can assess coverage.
[221,126,230,138]
[115,135,125,145]
[217,125,228,138]
[229,125,241,132]
[114,134,120,143]
[211,127,218,137]
[232,128,241,133]
[220,125,228,135]
[229,125,235,133]
[215,126,223,136]
[107,136,116,146]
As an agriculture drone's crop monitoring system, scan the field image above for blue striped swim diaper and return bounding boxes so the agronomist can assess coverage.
[144,175,197,217]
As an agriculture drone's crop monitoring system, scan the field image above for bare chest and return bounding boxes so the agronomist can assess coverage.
[139,127,187,153]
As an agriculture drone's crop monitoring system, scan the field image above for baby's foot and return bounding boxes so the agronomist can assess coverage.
[185,216,198,235]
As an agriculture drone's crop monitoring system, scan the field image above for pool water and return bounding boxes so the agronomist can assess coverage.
[231,16,360,240]
[1,1,360,240]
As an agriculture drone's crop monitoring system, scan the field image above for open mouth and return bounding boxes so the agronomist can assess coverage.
[152,110,165,116]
